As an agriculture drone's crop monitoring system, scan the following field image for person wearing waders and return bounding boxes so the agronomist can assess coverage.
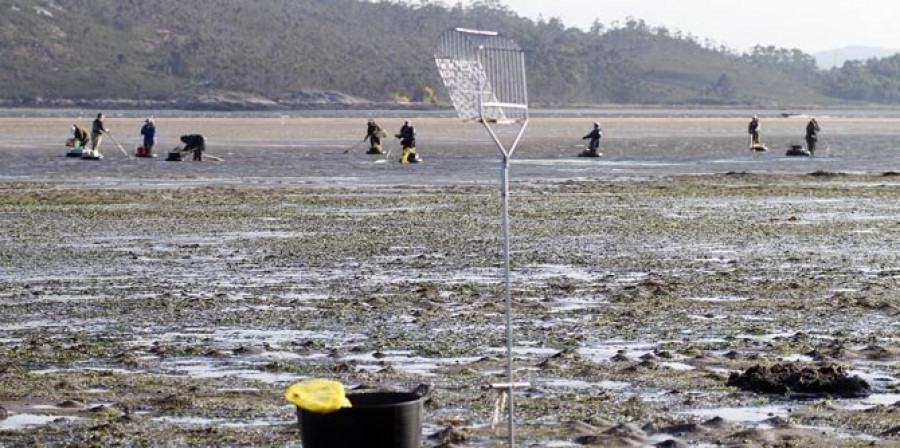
[180,134,206,161]
[139,118,156,157]
[89,113,109,156]
[396,120,420,164]
[579,122,602,157]
[71,124,89,149]
[805,117,820,156]
[365,119,386,154]
[748,115,761,147]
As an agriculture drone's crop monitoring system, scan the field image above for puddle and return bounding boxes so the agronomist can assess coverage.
[683,404,789,423]
[577,342,660,363]
[659,362,695,371]
[157,362,303,383]
[536,379,631,390]
[837,393,900,410]
[153,416,289,428]
[848,369,899,388]
[683,296,749,302]
[550,297,610,312]
[342,351,486,377]
[32,367,134,375]
[0,413,79,431]
[144,328,363,348]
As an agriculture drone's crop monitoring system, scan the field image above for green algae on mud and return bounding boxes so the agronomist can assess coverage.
[0,174,898,446]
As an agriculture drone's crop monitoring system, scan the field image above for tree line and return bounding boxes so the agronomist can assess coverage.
[0,0,897,106]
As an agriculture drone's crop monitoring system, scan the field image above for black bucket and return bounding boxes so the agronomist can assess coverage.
[297,391,424,448]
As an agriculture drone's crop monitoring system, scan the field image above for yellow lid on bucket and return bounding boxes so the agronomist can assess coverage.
[285,379,352,414]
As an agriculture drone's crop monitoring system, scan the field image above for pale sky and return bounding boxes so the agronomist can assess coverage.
[496,0,900,54]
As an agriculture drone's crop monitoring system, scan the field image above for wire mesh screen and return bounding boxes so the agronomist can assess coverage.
[434,28,528,123]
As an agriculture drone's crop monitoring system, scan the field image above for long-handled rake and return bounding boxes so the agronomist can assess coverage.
[435,27,529,447]
[106,132,130,157]
[343,139,366,154]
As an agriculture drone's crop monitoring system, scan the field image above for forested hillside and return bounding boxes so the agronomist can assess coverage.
[0,0,897,108]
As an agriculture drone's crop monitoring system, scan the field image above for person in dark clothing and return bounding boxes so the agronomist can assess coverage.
[748,115,761,146]
[579,122,602,157]
[395,120,420,164]
[365,119,386,154]
[140,118,156,157]
[805,117,820,155]
[90,113,109,153]
[180,134,206,161]
[71,124,89,149]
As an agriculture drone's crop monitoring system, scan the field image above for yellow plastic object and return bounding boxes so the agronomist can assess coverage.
[285,379,352,414]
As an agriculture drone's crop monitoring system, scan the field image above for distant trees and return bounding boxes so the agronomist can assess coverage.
[819,55,900,102]
[741,45,819,83]
[1,0,898,105]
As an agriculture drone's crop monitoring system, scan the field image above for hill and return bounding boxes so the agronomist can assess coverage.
[0,0,893,108]
[814,46,900,70]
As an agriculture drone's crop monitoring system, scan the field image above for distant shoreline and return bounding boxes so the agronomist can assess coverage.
[2,106,900,120]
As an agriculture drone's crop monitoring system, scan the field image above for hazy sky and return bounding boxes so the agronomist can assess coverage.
[497,0,900,54]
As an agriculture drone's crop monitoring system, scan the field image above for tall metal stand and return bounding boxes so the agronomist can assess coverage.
[436,28,529,447]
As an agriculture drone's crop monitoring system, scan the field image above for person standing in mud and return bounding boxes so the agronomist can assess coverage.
[579,122,602,157]
[748,115,761,146]
[140,118,156,157]
[396,120,420,164]
[90,113,109,153]
[364,119,386,155]
[805,117,820,155]
[180,134,206,161]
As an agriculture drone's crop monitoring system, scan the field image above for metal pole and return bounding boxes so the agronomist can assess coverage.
[501,153,515,447]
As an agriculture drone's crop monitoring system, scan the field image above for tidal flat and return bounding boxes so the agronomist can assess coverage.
[0,172,898,447]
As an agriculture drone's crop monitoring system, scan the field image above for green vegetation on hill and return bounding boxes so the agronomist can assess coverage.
[819,55,900,103]
[0,0,897,107]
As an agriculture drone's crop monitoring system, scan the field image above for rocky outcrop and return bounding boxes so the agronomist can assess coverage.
[727,363,870,398]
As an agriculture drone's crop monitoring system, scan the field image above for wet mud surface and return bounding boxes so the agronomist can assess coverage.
[0,115,899,446]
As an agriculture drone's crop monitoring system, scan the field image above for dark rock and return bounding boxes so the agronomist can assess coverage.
[233,345,265,355]
[809,170,843,177]
[763,416,793,428]
[654,350,674,359]
[655,440,688,448]
[658,422,707,435]
[603,423,646,439]
[727,363,870,397]
[582,417,614,428]
[859,345,895,360]
[428,426,468,444]
[332,363,353,373]
[702,416,728,428]
[57,400,86,409]
[574,434,601,445]
[537,357,558,369]
[204,349,229,358]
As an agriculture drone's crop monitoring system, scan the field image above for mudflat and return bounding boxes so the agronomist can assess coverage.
[0,115,898,446]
